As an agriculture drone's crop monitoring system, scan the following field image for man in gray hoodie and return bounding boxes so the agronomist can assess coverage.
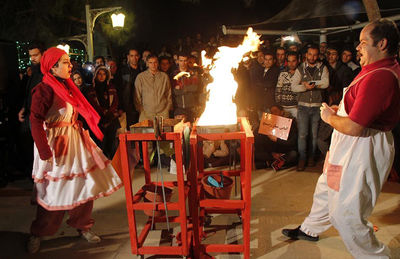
[291,44,329,171]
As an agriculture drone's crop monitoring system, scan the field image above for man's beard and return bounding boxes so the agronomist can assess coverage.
[307,60,316,65]
[31,63,41,73]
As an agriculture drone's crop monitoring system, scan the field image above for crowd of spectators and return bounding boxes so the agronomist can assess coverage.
[2,31,400,186]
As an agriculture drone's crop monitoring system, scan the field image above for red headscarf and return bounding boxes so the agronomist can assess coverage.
[41,47,104,141]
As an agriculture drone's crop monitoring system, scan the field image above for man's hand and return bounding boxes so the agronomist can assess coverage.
[267,134,278,142]
[320,103,364,136]
[303,81,315,90]
[320,102,336,124]
[330,105,339,113]
[18,108,25,122]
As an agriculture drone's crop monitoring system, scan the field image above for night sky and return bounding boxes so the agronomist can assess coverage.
[129,0,291,44]
[3,0,399,57]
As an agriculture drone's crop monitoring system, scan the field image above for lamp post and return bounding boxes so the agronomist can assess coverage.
[85,4,125,62]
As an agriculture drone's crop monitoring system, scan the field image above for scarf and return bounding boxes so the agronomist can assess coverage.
[40,47,104,140]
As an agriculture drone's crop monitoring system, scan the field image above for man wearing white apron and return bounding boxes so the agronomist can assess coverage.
[282,19,400,258]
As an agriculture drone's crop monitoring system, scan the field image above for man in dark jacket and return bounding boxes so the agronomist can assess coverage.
[341,46,361,78]
[119,48,142,129]
[18,42,44,125]
[170,52,203,122]
[326,45,353,105]
[253,51,280,113]
[18,41,44,177]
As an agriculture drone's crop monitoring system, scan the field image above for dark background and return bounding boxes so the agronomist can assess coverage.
[1,0,399,58]
[0,0,292,52]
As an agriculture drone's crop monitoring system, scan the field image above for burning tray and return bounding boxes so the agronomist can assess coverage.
[130,119,182,134]
[196,123,240,134]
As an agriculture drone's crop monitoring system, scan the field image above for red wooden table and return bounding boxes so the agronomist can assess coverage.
[189,117,254,259]
[118,123,192,258]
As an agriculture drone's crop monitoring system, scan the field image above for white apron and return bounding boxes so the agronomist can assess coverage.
[300,68,398,258]
[33,94,122,211]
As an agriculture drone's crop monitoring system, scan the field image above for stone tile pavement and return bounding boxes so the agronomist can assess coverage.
[1,163,400,258]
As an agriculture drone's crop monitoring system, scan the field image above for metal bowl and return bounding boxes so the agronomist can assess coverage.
[196,123,240,134]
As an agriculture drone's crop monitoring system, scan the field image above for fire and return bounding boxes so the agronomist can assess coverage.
[173,71,191,80]
[197,28,261,126]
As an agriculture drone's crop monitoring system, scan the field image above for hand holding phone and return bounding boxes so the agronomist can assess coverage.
[303,81,316,90]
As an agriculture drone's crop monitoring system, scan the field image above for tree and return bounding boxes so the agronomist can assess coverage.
[0,0,135,58]
[362,0,381,21]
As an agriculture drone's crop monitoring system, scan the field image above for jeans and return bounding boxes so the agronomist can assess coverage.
[283,106,298,119]
[297,106,320,161]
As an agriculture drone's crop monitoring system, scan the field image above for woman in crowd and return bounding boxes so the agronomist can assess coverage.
[28,47,122,253]
[72,70,90,98]
[86,66,120,159]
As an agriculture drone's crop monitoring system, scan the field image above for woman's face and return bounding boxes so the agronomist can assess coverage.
[72,73,83,87]
[51,54,72,79]
[96,69,107,83]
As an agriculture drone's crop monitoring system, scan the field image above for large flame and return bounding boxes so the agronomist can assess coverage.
[197,28,261,126]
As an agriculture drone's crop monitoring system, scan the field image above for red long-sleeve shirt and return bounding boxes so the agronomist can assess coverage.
[30,82,54,160]
[344,57,400,131]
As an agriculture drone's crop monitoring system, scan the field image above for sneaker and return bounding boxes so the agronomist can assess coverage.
[282,226,319,242]
[271,156,286,172]
[27,235,41,254]
[297,160,306,171]
[81,230,101,243]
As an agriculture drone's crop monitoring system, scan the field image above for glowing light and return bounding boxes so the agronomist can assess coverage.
[57,44,70,54]
[173,71,191,80]
[197,27,261,126]
[111,13,125,29]
[282,35,295,41]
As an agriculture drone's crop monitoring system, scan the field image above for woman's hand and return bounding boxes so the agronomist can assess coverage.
[43,157,53,172]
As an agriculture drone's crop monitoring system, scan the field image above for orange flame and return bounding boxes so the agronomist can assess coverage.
[173,71,191,80]
[197,28,261,126]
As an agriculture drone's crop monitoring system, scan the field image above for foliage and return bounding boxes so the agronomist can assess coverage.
[0,0,134,50]
[0,0,86,44]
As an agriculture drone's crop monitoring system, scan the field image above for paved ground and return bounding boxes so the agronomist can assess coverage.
[1,162,400,259]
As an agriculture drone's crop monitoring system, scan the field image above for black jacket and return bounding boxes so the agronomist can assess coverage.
[119,64,142,127]
[329,62,353,91]
[22,64,43,121]
[253,65,280,111]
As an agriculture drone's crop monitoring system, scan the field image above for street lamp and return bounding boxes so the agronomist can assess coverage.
[111,13,125,29]
[85,4,124,62]
[56,44,70,54]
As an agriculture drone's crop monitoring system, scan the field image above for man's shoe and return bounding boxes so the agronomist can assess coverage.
[297,160,306,171]
[282,226,319,242]
[81,230,101,243]
[27,235,41,254]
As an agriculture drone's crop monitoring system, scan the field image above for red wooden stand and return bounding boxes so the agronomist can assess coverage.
[118,124,192,258]
[189,117,254,259]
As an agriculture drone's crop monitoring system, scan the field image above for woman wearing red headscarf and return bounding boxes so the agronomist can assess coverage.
[27,47,122,253]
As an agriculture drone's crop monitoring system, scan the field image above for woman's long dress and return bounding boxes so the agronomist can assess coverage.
[32,93,122,211]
